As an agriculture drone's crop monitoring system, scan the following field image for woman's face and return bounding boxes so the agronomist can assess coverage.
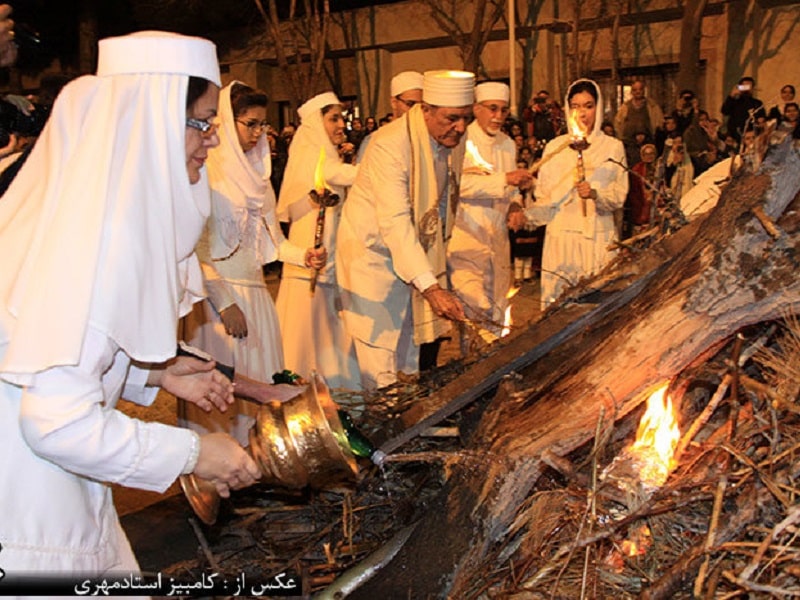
[569,90,597,133]
[185,82,220,184]
[781,86,795,101]
[323,105,347,146]
[235,105,268,153]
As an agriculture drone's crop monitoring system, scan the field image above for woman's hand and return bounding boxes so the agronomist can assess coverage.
[160,356,234,412]
[575,181,596,200]
[220,303,247,338]
[305,246,328,270]
[194,432,261,498]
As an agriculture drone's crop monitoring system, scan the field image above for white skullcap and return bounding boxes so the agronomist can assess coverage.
[97,31,220,86]
[475,82,510,103]
[298,91,341,123]
[423,70,476,107]
[391,71,424,97]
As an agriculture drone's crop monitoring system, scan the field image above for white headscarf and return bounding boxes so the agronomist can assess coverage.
[276,92,344,222]
[0,31,221,384]
[205,81,274,261]
[564,78,604,141]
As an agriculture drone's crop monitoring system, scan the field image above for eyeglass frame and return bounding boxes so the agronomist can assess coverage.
[236,119,269,133]
[394,96,418,109]
[478,102,511,116]
[186,117,217,136]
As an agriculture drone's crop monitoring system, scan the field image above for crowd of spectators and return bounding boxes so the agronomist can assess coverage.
[240,77,798,284]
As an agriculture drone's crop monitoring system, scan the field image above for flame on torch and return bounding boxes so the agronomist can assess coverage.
[568,109,587,140]
[313,147,327,194]
[463,139,495,175]
[628,383,680,488]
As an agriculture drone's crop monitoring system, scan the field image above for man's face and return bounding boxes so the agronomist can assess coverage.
[390,89,423,118]
[631,81,645,100]
[422,104,473,148]
[474,99,509,136]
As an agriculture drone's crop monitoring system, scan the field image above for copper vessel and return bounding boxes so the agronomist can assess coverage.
[180,373,358,525]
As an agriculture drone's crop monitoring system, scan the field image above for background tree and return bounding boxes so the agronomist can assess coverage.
[676,0,709,96]
[421,0,505,76]
[253,0,332,109]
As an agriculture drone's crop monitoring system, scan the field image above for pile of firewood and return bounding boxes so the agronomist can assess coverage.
[454,318,800,599]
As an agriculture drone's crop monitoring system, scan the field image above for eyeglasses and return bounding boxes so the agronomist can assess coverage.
[480,102,510,116]
[395,96,418,109]
[186,117,218,137]
[236,119,269,133]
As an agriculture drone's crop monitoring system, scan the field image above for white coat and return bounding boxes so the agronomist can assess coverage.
[337,114,448,352]
[448,121,520,339]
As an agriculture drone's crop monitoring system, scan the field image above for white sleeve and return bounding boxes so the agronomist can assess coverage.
[19,328,195,492]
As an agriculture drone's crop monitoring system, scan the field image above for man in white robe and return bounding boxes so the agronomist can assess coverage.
[357,71,424,163]
[448,82,533,343]
[337,70,475,390]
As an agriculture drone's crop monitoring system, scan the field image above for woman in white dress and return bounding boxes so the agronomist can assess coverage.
[183,82,323,444]
[527,78,628,309]
[276,92,360,390]
[0,32,259,577]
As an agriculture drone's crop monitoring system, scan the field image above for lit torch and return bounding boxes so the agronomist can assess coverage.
[567,109,590,217]
[308,147,340,294]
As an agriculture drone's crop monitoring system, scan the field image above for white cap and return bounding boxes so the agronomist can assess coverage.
[97,31,220,86]
[298,91,341,123]
[475,82,510,103]
[423,70,476,107]
[391,71,424,97]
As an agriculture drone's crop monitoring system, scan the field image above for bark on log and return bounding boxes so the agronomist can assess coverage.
[350,141,800,598]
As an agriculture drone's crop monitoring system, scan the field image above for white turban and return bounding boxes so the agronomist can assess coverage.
[391,71,424,97]
[423,70,475,107]
[475,82,510,103]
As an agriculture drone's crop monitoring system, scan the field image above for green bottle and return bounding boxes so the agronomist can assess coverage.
[272,369,302,385]
[337,410,387,466]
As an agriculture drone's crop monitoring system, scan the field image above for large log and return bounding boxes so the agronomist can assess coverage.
[349,140,800,598]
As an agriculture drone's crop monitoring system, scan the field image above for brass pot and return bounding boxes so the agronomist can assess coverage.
[180,372,358,525]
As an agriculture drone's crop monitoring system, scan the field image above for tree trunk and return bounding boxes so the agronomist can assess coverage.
[350,142,800,598]
[676,0,708,93]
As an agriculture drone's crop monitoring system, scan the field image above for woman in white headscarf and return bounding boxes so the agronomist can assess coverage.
[521,78,628,309]
[276,92,360,390]
[0,32,260,576]
[182,82,322,444]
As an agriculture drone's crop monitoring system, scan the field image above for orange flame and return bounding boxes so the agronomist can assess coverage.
[465,139,495,174]
[500,287,519,338]
[568,109,586,139]
[629,383,680,488]
[313,147,327,194]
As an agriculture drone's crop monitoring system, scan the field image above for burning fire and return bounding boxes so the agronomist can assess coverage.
[628,383,680,488]
[568,109,587,140]
[464,139,495,174]
[313,147,328,194]
[500,287,519,338]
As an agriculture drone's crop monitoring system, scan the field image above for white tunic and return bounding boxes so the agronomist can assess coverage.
[448,121,520,340]
[532,80,628,309]
[276,105,360,390]
[0,326,194,574]
[337,115,449,352]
